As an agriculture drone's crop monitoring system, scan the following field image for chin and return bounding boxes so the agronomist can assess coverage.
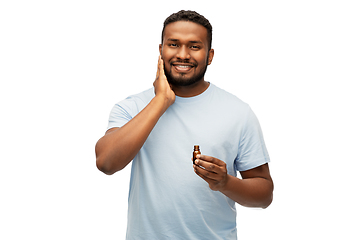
[167,76,202,87]
[166,71,206,86]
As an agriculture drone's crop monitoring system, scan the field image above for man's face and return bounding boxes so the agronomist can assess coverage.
[159,21,214,87]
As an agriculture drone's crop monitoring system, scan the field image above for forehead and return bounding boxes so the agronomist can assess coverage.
[163,21,208,44]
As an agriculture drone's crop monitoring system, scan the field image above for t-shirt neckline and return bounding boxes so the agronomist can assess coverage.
[174,82,213,103]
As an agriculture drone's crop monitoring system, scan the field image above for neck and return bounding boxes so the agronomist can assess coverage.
[172,80,210,97]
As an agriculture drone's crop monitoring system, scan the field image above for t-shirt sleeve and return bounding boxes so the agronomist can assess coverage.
[107,97,139,130]
[107,88,154,131]
[234,106,270,172]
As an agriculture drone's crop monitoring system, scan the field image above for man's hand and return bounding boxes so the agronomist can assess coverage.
[153,56,175,109]
[95,56,176,175]
[193,155,229,191]
[193,155,273,208]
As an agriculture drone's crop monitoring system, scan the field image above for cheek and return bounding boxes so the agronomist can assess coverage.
[161,52,172,68]
[161,47,174,58]
[194,52,208,64]
[164,62,171,72]
[162,60,172,74]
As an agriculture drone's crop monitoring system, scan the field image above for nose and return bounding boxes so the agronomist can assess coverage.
[176,45,190,60]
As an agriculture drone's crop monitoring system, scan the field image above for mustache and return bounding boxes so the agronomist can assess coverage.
[170,60,198,67]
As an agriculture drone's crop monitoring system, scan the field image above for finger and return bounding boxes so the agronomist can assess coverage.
[192,155,202,165]
[197,155,226,167]
[194,160,219,174]
[159,57,165,76]
[194,165,220,182]
[156,56,161,79]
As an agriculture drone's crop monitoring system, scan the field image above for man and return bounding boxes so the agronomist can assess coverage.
[96,10,273,239]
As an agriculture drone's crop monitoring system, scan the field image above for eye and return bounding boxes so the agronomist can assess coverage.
[169,43,178,47]
[190,45,200,50]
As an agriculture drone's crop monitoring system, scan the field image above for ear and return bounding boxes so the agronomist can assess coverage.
[207,49,214,65]
[159,44,162,55]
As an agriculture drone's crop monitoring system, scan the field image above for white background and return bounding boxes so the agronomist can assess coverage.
[1,0,359,239]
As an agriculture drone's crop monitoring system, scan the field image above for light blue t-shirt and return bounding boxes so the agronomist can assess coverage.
[108,83,270,240]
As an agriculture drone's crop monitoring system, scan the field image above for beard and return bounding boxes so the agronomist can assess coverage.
[164,59,208,87]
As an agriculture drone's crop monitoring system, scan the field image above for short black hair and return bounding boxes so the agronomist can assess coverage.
[161,10,213,50]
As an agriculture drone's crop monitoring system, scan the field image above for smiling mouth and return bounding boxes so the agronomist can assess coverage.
[171,63,195,73]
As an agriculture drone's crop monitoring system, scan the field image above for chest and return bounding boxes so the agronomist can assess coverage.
[143,102,244,176]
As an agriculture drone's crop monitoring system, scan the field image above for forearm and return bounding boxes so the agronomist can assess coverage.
[95,95,169,175]
[220,175,273,208]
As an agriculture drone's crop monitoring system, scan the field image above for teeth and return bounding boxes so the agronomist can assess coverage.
[177,65,190,68]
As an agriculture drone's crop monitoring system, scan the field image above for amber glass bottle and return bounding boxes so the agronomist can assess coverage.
[193,145,201,164]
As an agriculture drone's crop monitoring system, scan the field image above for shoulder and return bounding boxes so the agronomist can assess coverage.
[110,88,154,117]
[124,87,154,104]
[210,84,250,111]
[107,88,154,130]
[115,88,154,110]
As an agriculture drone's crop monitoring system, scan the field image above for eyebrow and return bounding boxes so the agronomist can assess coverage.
[189,40,203,44]
[166,38,203,44]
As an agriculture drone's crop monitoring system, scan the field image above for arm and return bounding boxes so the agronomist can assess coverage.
[95,56,175,175]
[193,155,273,208]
